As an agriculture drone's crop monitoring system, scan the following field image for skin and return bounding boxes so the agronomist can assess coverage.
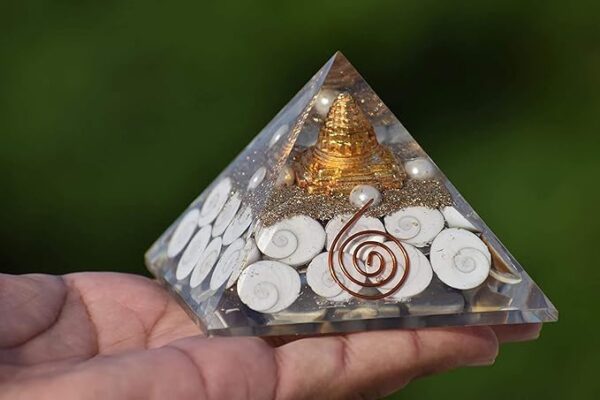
[0,272,541,400]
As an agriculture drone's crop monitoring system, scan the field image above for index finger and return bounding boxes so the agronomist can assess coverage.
[273,326,499,400]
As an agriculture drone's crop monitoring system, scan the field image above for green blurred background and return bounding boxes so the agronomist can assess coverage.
[1,1,598,398]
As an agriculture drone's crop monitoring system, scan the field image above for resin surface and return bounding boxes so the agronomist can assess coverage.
[145,52,557,336]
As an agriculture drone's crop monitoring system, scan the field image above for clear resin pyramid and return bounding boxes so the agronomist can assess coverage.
[145,52,558,336]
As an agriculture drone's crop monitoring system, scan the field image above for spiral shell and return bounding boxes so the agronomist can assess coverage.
[489,269,523,285]
[367,242,433,299]
[256,215,325,267]
[441,206,477,232]
[307,252,366,301]
[226,239,261,289]
[167,209,200,258]
[222,206,253,246]
[327,200,411,300]
[189,237,222,288]
[176,225,211,280]
[326,215,385,257]
[237,260,301,313]
[198,178,231,227]
[483,236,522,285]
[212,193,242,237]
[209,238,245,290]
[430,228,491,290]
[384,207,444,247]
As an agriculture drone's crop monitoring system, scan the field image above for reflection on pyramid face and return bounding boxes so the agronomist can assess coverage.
[145,52,557,337]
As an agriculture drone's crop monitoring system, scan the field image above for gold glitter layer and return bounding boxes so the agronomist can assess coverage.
[259,179,452,226]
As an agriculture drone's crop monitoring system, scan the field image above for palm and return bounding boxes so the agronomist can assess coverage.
[0,273,540,399]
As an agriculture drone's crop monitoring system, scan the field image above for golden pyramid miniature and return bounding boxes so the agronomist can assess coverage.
[295,92,405,194]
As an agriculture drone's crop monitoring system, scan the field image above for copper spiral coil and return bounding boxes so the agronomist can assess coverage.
[328,199,411,300]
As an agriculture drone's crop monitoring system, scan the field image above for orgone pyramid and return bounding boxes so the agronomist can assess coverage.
[145,52,557,336]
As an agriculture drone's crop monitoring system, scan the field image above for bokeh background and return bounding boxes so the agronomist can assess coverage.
[1,1,599,398]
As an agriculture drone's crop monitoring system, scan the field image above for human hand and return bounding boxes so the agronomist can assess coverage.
[0,272,540,400]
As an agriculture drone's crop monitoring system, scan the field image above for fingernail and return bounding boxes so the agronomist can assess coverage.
[505,326,542,343]
[520,327,542,342]
[467,357,496,367]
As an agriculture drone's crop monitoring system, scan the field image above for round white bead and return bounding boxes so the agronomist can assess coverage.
[314,89,339,116]
[248,167,266,190]
[349,184,382,207]
[275,165,295,187]
[404,158,436,180]
[269,124,288,148]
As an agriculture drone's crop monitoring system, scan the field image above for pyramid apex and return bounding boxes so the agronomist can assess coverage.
[329,50,351,66]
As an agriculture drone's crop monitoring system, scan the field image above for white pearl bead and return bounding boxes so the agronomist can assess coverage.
[349,185,382,207]
[275,165,295,187]
[314,89,339,116]
[269,124,288,148]
[248,167,266,190]
[404,158,436,180]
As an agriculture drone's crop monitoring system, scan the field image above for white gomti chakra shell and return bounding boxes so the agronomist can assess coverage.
[257,215,325,267]
[441,206,478,231]
[248,167,266,190]
[430,228,491,290]
[489,268,523,284]
[212,193,242,237]
[306,252,366,301]
[189,237,222,288]
[245,239,261,264]
[210,238,245,290]
[222,206,253,245]
[167,209,200,258]
[226,239,261,288]
[197,178,231,227]
[384,207,444,247]
[326,215,385,257]
[176,225,212,280]
[366,242,433,299]
[237,260,301,313]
